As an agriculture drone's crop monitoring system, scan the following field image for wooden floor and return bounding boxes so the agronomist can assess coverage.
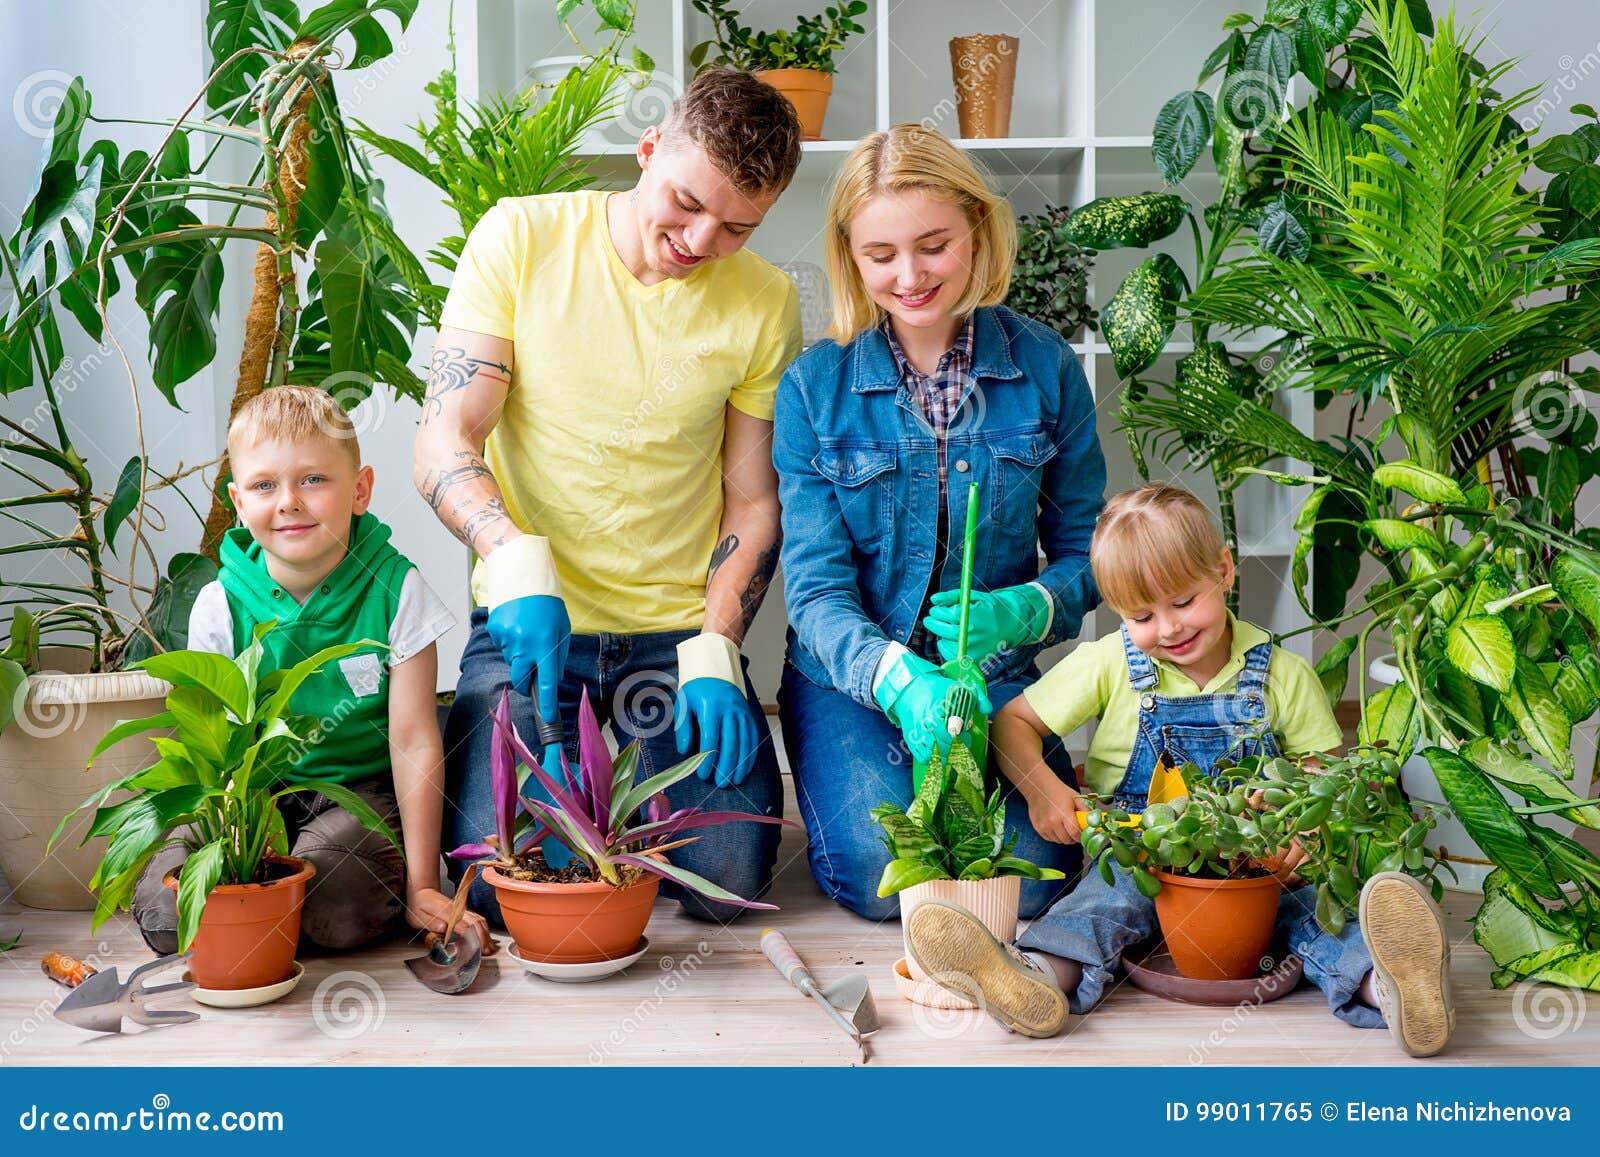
[3,727,1596,1066]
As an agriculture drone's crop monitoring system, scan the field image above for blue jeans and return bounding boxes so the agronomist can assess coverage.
[1016,861,1383,1027]
[777,659,1081,922]
[445,610,784,924]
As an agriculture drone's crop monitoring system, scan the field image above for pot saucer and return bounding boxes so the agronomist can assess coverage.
[506,937,649,983]
[892,957,979,1010]
[1122,948,1302,1006]
[184,960,304,1008]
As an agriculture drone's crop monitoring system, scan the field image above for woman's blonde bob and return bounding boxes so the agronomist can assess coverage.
[1091,484,1230,616]
[823,123,1017,344]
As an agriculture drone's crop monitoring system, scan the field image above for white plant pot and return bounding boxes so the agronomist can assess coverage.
[899,875,1021,997]
[0,652,170,909]
[1368,654,1599,894]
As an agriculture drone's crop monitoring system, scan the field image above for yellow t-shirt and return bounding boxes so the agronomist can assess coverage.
[1022,614,1345,798]
[441,191,802,633]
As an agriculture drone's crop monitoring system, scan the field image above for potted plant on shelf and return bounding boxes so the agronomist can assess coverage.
[51,626,400,991]
[688,0,869,140]
[450,689,793,965]
[872,740,1064,1000]
[1005,205,1096,342]
[1110,5,1600,993]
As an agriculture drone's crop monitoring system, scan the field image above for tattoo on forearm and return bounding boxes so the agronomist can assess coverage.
[735,540,782,636]
[421,347,511,425]
[419,451,515,553]
[708,533,739,581]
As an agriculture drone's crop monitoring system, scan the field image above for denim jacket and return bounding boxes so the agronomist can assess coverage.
[774,305,1106,707]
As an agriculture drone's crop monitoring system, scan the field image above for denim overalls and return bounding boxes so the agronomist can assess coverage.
[1016,629,1383,1027]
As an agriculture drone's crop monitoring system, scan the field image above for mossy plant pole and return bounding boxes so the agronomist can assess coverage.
[200,39,324,561]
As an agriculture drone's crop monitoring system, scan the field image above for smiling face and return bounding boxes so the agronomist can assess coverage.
[1118,550,1236,682]
[227,435,373,591]
[848,188,976,333]
[625,125,779,282]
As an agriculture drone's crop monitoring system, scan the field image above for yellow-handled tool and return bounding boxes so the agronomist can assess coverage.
[1075,755,1188,831]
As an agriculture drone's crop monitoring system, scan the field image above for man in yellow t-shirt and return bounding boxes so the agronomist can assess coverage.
[415,70,804,922]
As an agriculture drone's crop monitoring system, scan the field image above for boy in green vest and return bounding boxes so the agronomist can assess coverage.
[132,387,493,957]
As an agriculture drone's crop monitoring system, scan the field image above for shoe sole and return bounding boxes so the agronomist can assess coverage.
[904,902,1070,1038]
[1360,873,1453,1058]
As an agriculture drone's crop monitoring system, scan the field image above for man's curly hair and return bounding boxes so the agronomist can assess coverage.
[664,68,803,195]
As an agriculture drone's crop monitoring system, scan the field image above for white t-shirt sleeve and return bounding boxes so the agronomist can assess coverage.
[388,568,456,666]
[186,581,235,656]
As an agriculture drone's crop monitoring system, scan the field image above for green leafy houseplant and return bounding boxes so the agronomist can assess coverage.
[1082,749,1445,936]
[872,741,1065,897]
[1005,205,1096,342]
[49,625,401,950]
[0,0,426,707]
[688,0,869,74]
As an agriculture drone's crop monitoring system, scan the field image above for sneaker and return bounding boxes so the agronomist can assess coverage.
[1359,871,1455,1057]
[904,900,1071,1038]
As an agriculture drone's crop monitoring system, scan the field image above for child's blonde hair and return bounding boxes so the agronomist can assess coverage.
[1091,484,1228,614]
[227,385,360,467]
[823,123,1016,344]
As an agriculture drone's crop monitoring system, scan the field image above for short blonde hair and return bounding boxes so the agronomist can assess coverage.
[1091,484,1228,615]
[227,385,360,467]
[823,124,1017,344]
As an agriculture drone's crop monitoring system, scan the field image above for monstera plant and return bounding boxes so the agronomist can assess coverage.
[1117,4,1600,991]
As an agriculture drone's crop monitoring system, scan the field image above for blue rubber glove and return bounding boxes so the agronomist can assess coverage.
[482,536,570,752]
[872,651,993,766]
[922,584,1052,664]
[673,633,760,788]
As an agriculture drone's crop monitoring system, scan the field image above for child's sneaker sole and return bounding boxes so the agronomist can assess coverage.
[1360,871,1454,1058]
[904,901,1070,1038]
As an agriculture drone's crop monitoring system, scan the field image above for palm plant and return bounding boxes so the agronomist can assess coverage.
[1120,4,1600,992]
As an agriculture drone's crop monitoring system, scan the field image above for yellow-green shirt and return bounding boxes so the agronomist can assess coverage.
[440,191,802,633]
[1022,615,1344,798]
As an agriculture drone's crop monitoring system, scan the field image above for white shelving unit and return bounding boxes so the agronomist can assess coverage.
[475,0,1318,691]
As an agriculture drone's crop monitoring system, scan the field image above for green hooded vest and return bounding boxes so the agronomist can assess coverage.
[219,512,412,785]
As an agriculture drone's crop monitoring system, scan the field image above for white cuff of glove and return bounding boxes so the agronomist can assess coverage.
[677,632,742,687]
[870,641,912,698]
[484,535,562,608]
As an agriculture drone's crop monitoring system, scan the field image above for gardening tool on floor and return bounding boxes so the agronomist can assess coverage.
[761,929,881,1063]
[913,482,992,792]
[406,862,485,995]
[54,953,196,1033]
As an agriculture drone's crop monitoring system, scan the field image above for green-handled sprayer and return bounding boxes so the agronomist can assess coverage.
[912,481,991,792]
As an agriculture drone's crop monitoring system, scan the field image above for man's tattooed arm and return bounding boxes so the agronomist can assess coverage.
[702,408,782,646]
[413,328,522,559]
[421,346,511,426]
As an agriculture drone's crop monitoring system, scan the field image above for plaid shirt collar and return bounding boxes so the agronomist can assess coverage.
[880,313,976,383]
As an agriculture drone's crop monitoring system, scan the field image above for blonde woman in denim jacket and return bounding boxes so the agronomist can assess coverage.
[774,125,1106,920]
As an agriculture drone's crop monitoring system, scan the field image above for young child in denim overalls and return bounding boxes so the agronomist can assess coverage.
[903,484,1457,1057]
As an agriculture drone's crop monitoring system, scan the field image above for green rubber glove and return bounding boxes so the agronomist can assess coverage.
[872,652,993,765]
[922,584,1051,664]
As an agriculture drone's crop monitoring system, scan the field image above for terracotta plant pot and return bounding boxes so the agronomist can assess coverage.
[1152,869,1281,981]
[165,854,314,991]
[755,68,833,140]
[485,863,659,964]
[0,649,169,909]
[949,34,1019,138]
[899,875,1020,993]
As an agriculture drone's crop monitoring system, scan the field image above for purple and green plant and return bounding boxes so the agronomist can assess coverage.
[450,689,793,909]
